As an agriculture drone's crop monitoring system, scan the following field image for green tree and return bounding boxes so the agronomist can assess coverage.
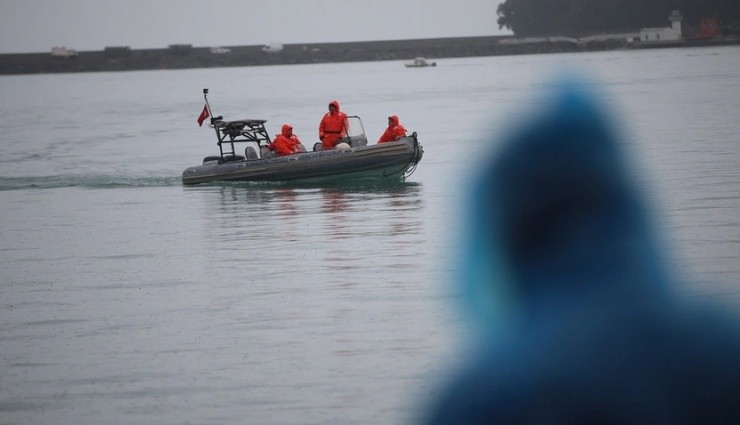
[496,0,740,37]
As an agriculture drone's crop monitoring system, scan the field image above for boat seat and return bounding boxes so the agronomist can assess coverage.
[245,146,259,160]
[261,146,275,158]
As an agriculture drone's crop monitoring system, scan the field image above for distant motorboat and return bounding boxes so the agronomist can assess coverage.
[405,57,436,68]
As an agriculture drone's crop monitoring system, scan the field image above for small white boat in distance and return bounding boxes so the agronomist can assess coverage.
[405,57,436,68]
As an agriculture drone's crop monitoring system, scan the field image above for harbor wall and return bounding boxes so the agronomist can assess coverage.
[1,36,738,75]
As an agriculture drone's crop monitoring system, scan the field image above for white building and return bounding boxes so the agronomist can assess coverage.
[261,43,284,53]
[640,10,682,42]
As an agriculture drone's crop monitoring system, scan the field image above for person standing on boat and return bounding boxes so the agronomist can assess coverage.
[269,124,303,156]
[377,115,407,144]
[319,100,348,149]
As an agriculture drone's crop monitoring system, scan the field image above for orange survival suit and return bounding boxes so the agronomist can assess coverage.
[318,100,348,149]
[269,124,302,156]
[377,115,407,144]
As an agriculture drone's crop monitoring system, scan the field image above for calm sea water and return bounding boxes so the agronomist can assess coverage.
[1,46,739,425]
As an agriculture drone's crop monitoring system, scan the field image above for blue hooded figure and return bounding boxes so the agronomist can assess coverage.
[423,79,740,424]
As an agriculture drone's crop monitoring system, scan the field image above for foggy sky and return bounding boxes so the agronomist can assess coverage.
[0,0,507,54]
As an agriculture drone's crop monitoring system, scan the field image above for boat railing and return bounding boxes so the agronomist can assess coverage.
[211,118,270,160]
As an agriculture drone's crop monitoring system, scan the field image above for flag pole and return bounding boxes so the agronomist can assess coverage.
[203,88,213,118]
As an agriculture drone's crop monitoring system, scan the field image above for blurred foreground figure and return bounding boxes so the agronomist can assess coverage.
[424,80,740,424]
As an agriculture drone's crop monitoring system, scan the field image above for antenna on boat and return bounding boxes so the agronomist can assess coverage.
[203,88,213,118]
[202,88,222,126]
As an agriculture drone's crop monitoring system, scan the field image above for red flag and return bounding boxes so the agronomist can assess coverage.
[197,104,210,126]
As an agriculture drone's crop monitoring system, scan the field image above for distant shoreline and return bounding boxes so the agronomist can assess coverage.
[1,36,738,75]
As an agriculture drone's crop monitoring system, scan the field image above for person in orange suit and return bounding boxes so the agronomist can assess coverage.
[269,124,302,156]
[377,115,407,144]
[318,100,348,149]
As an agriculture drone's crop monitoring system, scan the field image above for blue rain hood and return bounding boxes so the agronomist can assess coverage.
[425,77,740,425]
[461,79,668,334]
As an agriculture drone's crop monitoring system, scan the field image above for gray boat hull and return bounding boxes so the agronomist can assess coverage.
[182,137,422,185]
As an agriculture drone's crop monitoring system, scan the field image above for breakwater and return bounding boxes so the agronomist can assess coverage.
[1,36,737,75]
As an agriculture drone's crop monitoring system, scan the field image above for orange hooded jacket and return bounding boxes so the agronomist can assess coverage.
[377,115,407,144]
[318,100,348,149]
[269,124,301,156]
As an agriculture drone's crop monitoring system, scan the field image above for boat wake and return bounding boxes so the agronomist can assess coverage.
[0,174,182,191]
[0,174,421,192]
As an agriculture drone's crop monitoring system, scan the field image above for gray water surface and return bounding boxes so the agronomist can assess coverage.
[1,46,739,424]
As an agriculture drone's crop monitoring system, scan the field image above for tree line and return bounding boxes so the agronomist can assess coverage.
[496,0,740,37]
